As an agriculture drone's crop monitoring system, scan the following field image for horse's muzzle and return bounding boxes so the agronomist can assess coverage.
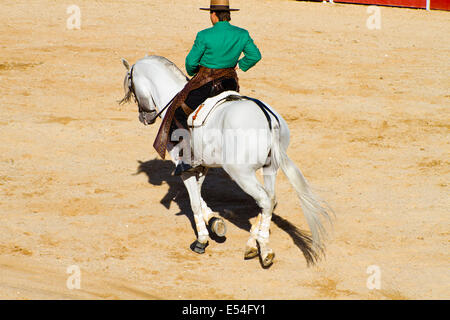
[139,110,158,125]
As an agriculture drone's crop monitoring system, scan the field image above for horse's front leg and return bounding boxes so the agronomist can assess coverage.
[181,172,210,254]
[197,169,227,238]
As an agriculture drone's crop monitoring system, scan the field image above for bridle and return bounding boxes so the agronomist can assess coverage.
[128,65,138,104]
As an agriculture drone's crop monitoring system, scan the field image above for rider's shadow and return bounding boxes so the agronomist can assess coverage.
[136,158,320,265]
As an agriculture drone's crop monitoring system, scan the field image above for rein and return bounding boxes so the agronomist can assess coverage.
[154,94,177,119]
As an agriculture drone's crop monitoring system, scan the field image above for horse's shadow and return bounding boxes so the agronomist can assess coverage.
[136,158,320,265]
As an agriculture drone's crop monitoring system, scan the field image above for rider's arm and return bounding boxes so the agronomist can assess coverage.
[185,32,206,77]
[238,32,262,72]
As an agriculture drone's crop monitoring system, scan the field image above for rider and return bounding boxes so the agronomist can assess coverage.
[153,0,262,175]
[185,0,262,110]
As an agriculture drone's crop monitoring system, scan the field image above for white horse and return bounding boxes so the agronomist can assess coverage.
[120,55,333,268]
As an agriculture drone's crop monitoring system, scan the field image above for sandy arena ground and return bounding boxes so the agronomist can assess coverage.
[0,0,448,300]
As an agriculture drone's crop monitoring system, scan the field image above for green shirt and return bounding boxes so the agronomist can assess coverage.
[185,21,262,76]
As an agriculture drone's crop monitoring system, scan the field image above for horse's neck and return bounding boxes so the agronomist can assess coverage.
[145,61,187,119]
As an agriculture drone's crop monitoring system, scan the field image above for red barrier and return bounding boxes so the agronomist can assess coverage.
[430,0,450,10]
[332,0,449,10]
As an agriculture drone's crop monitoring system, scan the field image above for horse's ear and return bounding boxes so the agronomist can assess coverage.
[122,58,130,70]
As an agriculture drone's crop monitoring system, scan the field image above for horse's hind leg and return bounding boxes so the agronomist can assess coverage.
[223,165,276,268]
[245,213,262,260]
[263,165,278,211]
[244,165,278,260]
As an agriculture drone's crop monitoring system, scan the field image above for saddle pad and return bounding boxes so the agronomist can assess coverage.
[187,91,241,128]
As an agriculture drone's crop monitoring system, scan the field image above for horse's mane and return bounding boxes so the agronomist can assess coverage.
[144,55,189,82]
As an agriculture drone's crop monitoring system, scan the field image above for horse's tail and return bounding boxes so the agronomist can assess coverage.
[119,58,134,105]
[271,125,334,258]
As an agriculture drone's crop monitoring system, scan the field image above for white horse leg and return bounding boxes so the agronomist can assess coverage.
[263,165,278,211]
[181,172,210,253]
[197,169,227,237]
[223,165,275,267]
[242,165,278,259]
[196,169,214,223]
[245,212,261,260]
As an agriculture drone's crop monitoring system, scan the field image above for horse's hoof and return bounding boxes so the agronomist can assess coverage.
[190,240,209,254]
[261,251,275,268]
[209,217,227,238]
[244,246,259,260]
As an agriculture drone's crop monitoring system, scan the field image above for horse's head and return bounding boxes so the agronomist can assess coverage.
[119,58,158,125]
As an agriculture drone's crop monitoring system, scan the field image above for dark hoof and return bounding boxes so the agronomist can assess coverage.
[209,217,227,238]
[190,240,209,254]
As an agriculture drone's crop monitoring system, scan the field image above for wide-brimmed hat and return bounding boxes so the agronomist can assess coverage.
[200,0,240,11]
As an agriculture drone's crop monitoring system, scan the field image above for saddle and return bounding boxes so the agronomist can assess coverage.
[188,92,280,129]
[187,91,243,128]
